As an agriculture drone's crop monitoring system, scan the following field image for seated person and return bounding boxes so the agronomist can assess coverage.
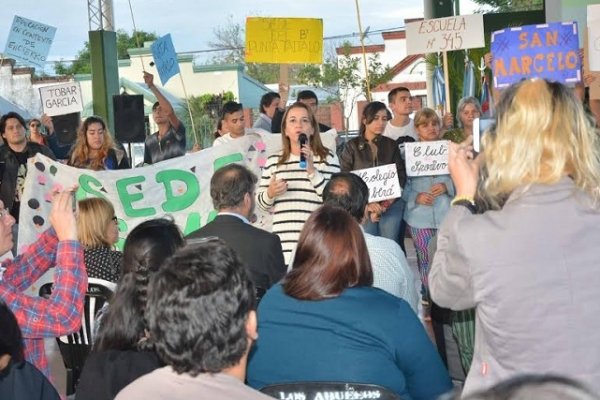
[0,300,60,400]
[77,198,122,283]
[247,206,452,400]
[116,239,271,400]
[0,192,87,381]
[76,219,184,400]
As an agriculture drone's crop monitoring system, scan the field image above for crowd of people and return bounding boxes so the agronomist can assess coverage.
[0,73,600,400]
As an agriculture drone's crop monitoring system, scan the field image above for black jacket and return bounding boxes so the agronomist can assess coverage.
[339,135,407,187]
[187,214,286,290]
[0,142,56,213]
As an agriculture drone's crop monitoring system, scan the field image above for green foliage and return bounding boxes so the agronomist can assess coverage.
[470,0,543,12]
[180,92,236,148]
[443,128,467,144]
[54,30,157,76]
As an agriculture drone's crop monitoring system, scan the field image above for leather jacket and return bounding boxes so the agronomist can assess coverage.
[340,135,406,187]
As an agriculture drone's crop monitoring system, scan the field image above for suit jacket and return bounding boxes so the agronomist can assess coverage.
[187,214,286,290]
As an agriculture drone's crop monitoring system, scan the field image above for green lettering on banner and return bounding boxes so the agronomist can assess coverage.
[207,210,217,224]
[156,170,200,212]
[78,174,106,199]
[183,212,201,235]
[116,176,155,217]
[213,153,243,171]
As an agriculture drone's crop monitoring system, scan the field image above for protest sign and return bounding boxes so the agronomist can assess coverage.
[151,34,180,85]
[405,14,484,55]
[351,164,402,202]
[588,4,600,71]
[19,130,338,251]
[4,15,56,69]
[405,140,449,177]
[245,17,323,64]
[491,21,581,88]
[584,31,600,99]
[39,81,83,117]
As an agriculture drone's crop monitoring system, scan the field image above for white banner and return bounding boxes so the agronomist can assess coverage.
[405,140,449,177]
[351,164,402,202]
[19,131,337,252]
[588,5,600,71]
[406,14,485,55]
[39,81,83,117]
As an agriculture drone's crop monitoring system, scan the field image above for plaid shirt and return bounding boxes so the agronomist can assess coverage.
[0,228,87,378]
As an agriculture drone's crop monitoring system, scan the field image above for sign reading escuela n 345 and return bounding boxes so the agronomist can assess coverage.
[245,17,323,64]
[405,14,484,55]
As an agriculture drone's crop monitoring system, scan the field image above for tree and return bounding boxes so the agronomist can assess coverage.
[296,42,394,133]
[180,92,236,148]
[209,16,289,84]
[54,30,158,76]
[470,0,543,12]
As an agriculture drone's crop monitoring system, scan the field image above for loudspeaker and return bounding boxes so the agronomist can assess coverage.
[113,95,145,143]
[52,112,80,145]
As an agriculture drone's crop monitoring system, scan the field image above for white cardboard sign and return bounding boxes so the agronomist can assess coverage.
[406,14,485,55]
[351,163,402,202]
[405,140,449,177]
[588,5,600,71]
[39,81,83,117]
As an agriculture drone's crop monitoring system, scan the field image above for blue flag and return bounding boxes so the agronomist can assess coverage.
[151,34,180,85]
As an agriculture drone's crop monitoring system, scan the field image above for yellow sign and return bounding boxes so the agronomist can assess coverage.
[245,17,323,64]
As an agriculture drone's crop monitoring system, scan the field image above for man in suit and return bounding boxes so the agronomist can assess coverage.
[187,164,286,298]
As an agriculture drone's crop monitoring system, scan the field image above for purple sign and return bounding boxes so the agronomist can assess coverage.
[491,21,580,88]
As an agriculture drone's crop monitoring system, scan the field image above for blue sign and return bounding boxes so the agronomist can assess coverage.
[491,21,580,88]
[151,34,180,85]
[4,15,57,69]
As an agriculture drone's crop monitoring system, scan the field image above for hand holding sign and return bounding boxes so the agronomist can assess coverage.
[151,34,180,85]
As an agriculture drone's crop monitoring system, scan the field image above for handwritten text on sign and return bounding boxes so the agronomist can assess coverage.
[245,17,323,64]
[491,22,580,88]
[151,34,180,85]
[405,140,449,177]
[588,5,600,71]
[405,14,484,55]
[39,82,83,117]
[4,15,56,69]
[352,164,402,202]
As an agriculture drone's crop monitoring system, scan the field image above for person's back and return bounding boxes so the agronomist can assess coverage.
[248,284,450,399]
[452,179,600,394]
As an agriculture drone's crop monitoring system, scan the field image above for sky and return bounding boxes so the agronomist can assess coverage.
[0,0,479,66]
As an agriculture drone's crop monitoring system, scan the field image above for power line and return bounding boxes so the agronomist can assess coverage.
[48,25,406,64]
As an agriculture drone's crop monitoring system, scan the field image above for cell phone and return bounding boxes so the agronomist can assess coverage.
[473,117,495,153]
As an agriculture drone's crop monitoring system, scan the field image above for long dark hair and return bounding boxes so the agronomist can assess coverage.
[94,219,184,352]
[359,101,391,138]
[0,301,24,362]
[283,206,373,300]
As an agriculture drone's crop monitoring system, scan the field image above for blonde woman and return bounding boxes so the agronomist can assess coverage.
[430,79,600,395]
[77,198,122,283]
[256,102,340,265]
[68,116,129,170]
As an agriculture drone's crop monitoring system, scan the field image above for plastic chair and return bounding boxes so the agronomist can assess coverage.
[39,278,115,395]
[260,382,401,400]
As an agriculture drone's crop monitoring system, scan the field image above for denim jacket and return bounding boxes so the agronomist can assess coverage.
[402,174,454,229]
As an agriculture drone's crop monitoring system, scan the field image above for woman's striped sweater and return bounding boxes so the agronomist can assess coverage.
[257,151,340,266]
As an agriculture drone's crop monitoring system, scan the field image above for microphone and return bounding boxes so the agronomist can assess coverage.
[298,133,308,169]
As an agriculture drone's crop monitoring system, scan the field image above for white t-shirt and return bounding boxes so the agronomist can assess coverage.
[383,120,418,141]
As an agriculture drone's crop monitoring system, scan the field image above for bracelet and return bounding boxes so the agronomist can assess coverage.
[451,195,475,206]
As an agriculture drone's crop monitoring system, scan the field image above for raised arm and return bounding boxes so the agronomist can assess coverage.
[144,72,181,130]
[0,192,87,338]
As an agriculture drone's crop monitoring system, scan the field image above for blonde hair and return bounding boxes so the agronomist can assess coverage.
[479,79,600,209]
[77,197,116,248]
[414,107,441,128]
[69,116,116,171]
